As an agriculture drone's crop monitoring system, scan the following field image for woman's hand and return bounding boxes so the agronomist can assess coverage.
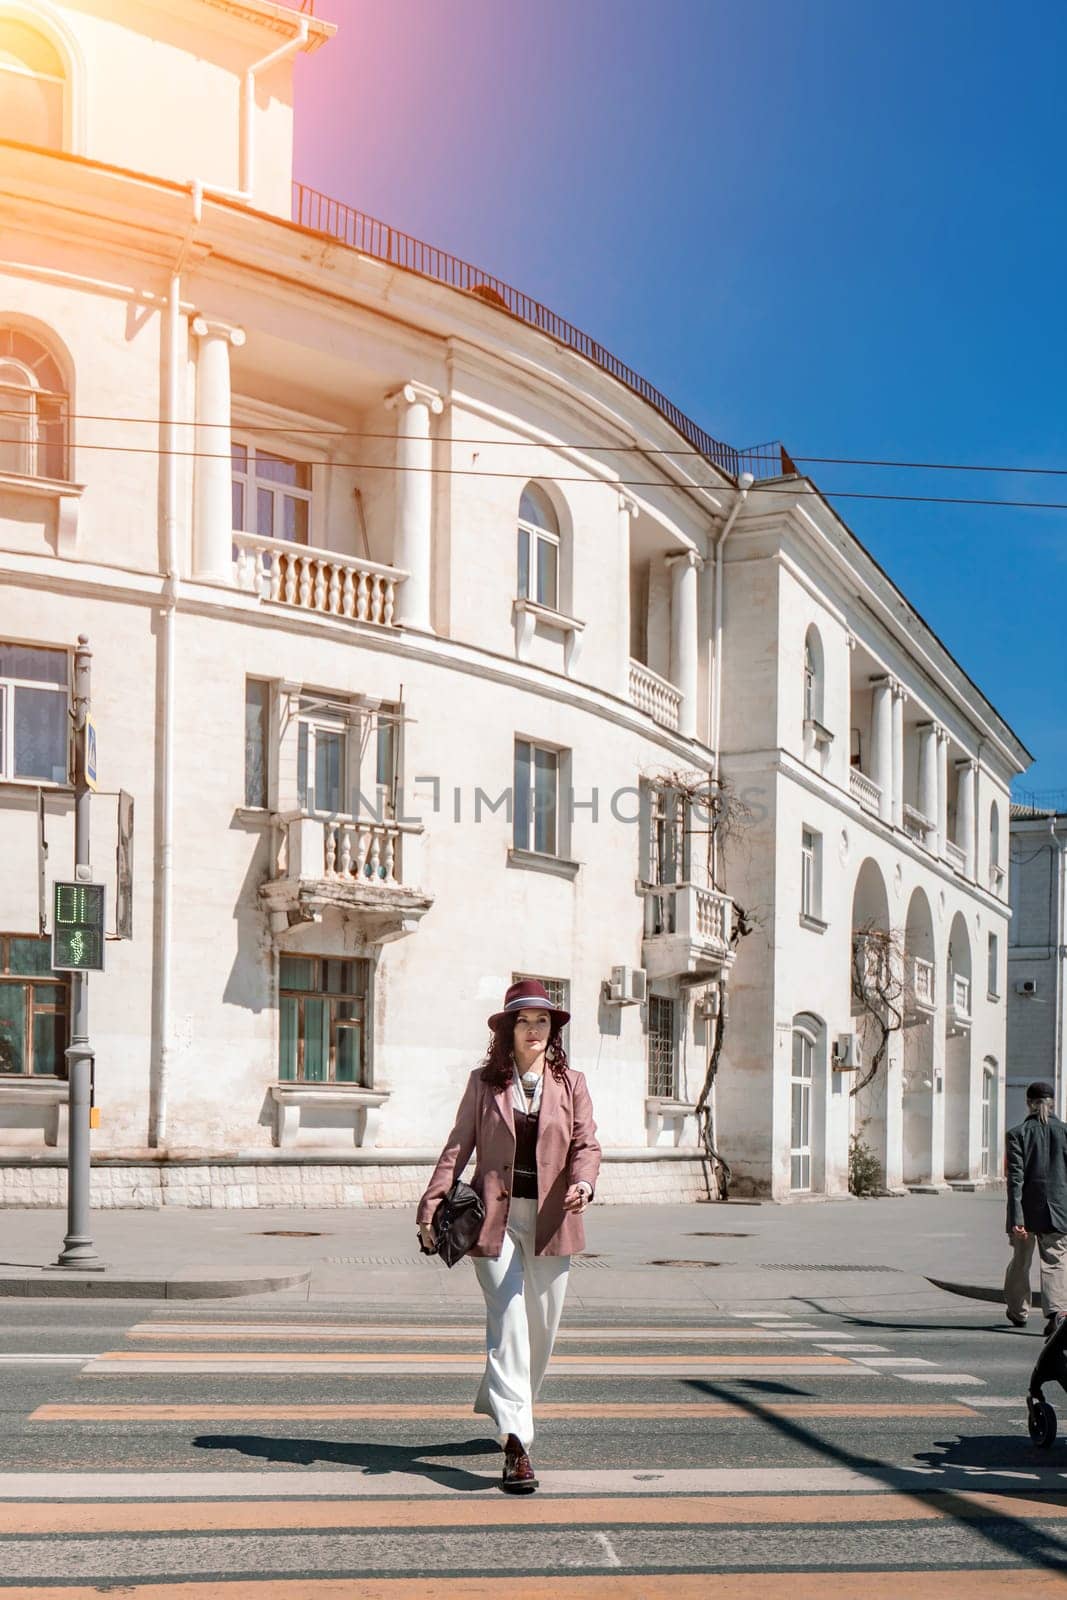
[563,1183,591,1214]
[418,1223,436,1251]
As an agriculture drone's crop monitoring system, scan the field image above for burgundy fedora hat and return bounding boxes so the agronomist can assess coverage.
[488,978,570,1032]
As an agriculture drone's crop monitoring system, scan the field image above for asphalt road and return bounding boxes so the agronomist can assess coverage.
[0,1287,1066,1596]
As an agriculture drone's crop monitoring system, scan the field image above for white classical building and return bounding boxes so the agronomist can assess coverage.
[1006,802,1067,1130]
[0,0,1030,1206]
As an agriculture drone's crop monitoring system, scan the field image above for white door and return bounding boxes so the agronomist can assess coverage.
[791,1028,814,1192]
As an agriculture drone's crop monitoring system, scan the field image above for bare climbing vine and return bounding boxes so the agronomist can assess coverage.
[849,922,905,1097]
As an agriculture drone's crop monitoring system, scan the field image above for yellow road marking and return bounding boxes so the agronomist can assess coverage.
[0,1490,1059,1535]
[30,1401,977,1422]
[8,1571,1067,1599]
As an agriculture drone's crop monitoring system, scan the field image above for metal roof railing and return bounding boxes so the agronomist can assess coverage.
[291,181,792,484]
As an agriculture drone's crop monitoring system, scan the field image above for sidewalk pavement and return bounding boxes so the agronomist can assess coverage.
[0,1189,1021,1314]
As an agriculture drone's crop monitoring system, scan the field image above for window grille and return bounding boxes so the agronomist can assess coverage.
[647,995,676,1097]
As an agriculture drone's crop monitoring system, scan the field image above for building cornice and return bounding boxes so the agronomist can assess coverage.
[140,0,334,47]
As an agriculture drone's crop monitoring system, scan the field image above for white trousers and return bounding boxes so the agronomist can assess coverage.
[473,1195,570,1447]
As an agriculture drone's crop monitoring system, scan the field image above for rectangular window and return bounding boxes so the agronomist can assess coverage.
[277,955,369,1084]
[513,738,560,856]
[297,699,351,816]
[0,934,69,1077]
[800,827,822,921]
[0,643,68,784]
[647,994,677,1097]
[988,931,1000,999]
[244,679,271,808]
[232,443,311,544]
[517,522,559,609]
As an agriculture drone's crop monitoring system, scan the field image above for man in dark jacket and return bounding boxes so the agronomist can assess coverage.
[1005,1080,1067,1335]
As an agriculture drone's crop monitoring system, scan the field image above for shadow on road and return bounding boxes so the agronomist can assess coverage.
[193,1432,502,1490]
[684,1377,1067,1570]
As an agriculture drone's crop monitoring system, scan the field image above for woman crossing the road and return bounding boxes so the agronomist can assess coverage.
[417,978,601,1494]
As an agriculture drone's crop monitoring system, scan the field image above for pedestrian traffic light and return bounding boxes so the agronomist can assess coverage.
[51,881,106,972]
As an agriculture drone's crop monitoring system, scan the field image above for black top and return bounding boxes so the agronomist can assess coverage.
[513,1109,539,1199]
[1007,1112,1067,1233]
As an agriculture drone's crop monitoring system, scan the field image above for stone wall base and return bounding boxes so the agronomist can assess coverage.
[0,1155,714,1210]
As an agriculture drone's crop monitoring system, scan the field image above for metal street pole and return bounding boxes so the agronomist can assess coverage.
[56,635,103,1270]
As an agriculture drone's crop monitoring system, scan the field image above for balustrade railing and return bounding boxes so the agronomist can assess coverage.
[324,819,401,886]
[903,804,936,847]
[645,882,732,953]
[911,955,935,1008]
[694,885,731,948]
[943,839,967,874]
[233,532,406,627]
[849,766,882,816]
[629,659,682,731]
[951,972,971,1019]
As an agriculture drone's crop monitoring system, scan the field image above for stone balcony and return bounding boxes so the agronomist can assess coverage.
[905,955,936,1024]
[233,532,407,627]
[849,766,882,818]
[642,882,734,980]
[629,659,682,731]
[948,972,971,1034]
[943,839,967,876]
[260,811,433,944]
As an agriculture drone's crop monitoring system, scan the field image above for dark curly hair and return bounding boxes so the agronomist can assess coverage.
[480,1015,569,1090]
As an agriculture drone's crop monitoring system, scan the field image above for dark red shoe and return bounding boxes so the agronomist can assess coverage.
[501,1432,538,1494]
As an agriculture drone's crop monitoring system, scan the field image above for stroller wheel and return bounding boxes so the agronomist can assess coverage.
[1028,1396,1058,1448]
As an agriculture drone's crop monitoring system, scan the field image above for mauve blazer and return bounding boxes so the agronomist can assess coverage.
[417,1065,602,1258]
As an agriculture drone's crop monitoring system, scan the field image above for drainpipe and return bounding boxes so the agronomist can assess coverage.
[241,16,310,198]
[710,471,754,794]
[150,185,202,1147]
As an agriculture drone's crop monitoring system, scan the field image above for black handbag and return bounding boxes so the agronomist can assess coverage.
[418,1179,485,1268]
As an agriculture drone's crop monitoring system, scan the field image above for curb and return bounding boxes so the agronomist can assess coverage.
[0,1268,311,1300]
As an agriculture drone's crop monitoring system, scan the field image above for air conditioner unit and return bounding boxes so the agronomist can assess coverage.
[1016,978,1039,997]
[833,1032,862,1071]
[696,985,721,1022]
[607,965,647,1005]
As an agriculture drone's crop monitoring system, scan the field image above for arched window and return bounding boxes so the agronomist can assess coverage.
[790,1017,825,1196]
[0,18,66,148]
[517,483,559,610]
[0,328,68,480]
[803,625,824,726]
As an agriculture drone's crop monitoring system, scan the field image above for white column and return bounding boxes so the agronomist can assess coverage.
[618,491,638,697]
[891,681,906,830]
[667,549,702,740]
[936,726,949,858]
[192,316,245,583]
[870,677,893,823]
[385,381,444,632]
[918,721,938,827]
[956,758,977,878]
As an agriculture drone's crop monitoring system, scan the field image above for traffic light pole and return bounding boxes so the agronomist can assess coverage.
[56,635,102,1270]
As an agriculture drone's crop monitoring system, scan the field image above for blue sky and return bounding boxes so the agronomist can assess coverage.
[294,0,1067,788]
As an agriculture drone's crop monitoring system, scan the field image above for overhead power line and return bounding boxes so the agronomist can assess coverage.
[5,408,1067,479]
[6,434,1067,511]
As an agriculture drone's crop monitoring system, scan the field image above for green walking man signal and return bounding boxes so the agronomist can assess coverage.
[51,881,106,973]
